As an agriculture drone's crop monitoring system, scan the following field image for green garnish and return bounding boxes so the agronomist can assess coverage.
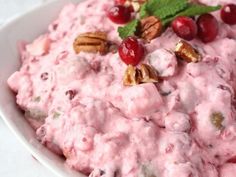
[118,19,139,39]
[118,0,221,39]
[162,4,221,25]
[140,3,148,18]
[153,0,188,20]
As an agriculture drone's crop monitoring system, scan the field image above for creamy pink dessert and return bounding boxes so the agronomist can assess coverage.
[7,0,236,177]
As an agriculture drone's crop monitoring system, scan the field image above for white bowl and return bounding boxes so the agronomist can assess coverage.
[0,0,85,177]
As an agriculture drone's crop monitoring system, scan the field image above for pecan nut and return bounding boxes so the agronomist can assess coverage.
[123,65,142,86]
[175,40,201,63]
[123,64,159,86]
[140,64,159,83]
[73,31,108,55]
[139,16,162,42]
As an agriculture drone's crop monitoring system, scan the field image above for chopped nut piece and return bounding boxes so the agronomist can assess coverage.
[73,31,108,54]
[211,112,224,129]
[53,112,61,119]
[123,64,159,86]
[140,64,159,83]
[123,65,142,86]
[125,0,147,7]
[175,40,201,63]
[131,2,141,12]
[139,16,162,42]
[33,96,41,102]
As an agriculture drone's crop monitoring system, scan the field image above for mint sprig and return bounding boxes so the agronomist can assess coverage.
[176,4,221,17]
[118,19,139,39]
[118,0,221,39]
[162,4,221,26]
[141,0,187,19]
[147,0,174,14]
[153,0,188,19]
[140,2,148,18]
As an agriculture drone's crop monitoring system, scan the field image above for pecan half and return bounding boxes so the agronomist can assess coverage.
[175,40,201,63]
[123,64,159,86]
[139,16,162,42]
[73,31,108,55]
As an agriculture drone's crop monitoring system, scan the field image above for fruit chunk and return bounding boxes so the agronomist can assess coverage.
[118,36,145,66]
[221,4,236,25]
[197,14,219,43]
[172,16,197,41]
[122,83,162,117]
[148,48,177,77]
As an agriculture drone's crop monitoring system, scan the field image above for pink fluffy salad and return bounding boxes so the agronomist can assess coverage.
[7,0,236,176]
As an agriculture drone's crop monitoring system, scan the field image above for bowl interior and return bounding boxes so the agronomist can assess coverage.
[0,0,85,177]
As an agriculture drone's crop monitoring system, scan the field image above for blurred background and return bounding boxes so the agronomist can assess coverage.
[0,1,57,177]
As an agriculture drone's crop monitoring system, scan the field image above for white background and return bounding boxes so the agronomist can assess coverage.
[0,0,57,177]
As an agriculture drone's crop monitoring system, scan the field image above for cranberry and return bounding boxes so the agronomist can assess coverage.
[118,36,145,66]
[172,16,197,41]
[107,5,132,24]
[40,72,49,80]
[221,4,236,25]
[65,90,77,100]
[197,14,219,43]
[115,0,126,5]
[227,156,236,163]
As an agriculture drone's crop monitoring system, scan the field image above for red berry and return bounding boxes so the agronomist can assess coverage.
[40,72,49,81]
[171,16,197,41]
[227,156,236,163]
[221,4,236,25]
[115,0,126,5]
[65,90,77,100]
[197,14,219,43]
[118,37,145,66]
[107,5,132,24]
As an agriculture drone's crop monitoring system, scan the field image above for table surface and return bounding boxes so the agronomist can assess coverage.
[0,0,57,176]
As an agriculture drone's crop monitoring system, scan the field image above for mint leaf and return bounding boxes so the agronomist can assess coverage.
[118,19,139,39]
[162,17,175,26]
[119,0,221,39]
[176,4,221,17]
[140,2,148,18]
[146,0,159,13]
[153,0,188,20]
[147,0,173,14]
[162,4,221,26]
[157,0,176,6]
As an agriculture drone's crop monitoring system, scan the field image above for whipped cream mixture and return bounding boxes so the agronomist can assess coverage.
[7,0,236,176]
